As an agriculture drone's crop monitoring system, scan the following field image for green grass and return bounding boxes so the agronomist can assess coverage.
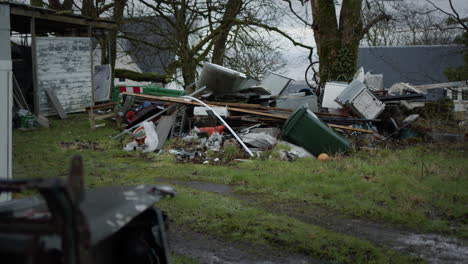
[171,254,198,264]
[12,114,468,262]
[159,188,421,263]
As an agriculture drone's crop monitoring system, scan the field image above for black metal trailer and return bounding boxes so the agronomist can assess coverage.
[0,155,175,264]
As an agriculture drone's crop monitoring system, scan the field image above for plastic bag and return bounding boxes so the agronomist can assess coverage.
[123,121,159,152]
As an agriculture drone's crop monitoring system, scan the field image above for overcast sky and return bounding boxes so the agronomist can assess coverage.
[278,0,468,81]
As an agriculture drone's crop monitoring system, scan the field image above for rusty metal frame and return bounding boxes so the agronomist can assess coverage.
[0,156,90,264]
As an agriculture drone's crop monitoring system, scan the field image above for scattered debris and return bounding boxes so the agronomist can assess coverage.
[104,64,466,163]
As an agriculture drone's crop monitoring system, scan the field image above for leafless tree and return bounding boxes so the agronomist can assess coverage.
[362,1,463,46]
[118,0,311,90]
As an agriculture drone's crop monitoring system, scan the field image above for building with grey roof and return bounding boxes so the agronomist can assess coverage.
[357,45,465,88]
[121,16,175,75]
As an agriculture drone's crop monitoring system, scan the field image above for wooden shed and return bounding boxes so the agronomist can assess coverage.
[0,1,114,201]
[8,2,115,116]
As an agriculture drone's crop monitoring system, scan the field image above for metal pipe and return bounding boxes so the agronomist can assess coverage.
[181,96,254,157]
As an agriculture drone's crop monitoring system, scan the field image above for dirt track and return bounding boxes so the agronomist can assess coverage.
[159,178,468,264]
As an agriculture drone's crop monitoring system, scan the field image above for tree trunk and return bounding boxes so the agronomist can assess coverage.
[310,0,340,84]
[211,0,243,65]
[99,36,109,65]
[82,0,97,18]
[337,0,362,81]
[110,0,127,89]
[47,0,73,11]
[115,69,170,83]
[310,0,365,85]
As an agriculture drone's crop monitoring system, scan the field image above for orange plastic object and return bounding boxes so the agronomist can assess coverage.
[198,125,226,135]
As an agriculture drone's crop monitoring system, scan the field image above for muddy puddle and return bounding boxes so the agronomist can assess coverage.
[170,225,323,264]
[159,178,468,263]
[397,234,468,263]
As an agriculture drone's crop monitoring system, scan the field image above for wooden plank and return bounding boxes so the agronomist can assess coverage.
[207,101,293,112]
[11,7,116,29]
[314,112,352,117]
[45,89,67,119]
[37,37,93,115]
[85,102,116,110]
[122,93,290,120]
[30,16,39,115]
[122,92,199,105]
[327,124,374,134]
[93,112,115,120]
[226,106,289,119]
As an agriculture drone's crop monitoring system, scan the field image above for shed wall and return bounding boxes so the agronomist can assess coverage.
[36,37,93,115]
[0,3,12,201]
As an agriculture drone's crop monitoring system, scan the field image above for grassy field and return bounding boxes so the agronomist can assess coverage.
[12,114,468,262]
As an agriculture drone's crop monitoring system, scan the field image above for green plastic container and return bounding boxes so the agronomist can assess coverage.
[20,114,35,129]
[281,106,350,156]
[112,86,186,101]
[144,86,186,97]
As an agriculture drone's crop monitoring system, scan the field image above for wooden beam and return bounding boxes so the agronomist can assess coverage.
[89,25,94,105]
[11,7,116,30]
[327,124,374,134]
[227,106,289,119]
[30,16,39,115]
[121,93,378,133]
[45,89,67,119]
[122,92,291,120]
[206,101,293,112]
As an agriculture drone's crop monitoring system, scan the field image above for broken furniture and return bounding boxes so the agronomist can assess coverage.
[86,102,118,129]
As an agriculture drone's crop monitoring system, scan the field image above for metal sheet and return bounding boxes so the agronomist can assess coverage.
[322,82,348,109]
[93,64,111,102]
[36,37,93,115]
[349,88,385,119]
[0,3,12,202]
[336,80,385,119]
[258,72,293,95]
[196,62,257,94]
[276,94,318,112]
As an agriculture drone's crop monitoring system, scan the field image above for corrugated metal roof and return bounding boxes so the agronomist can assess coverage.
[357,45,465,88]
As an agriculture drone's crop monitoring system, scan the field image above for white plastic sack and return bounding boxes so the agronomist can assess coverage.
[123,121,159,153]
[242,132,277,148]
[141,121,159,152]
[278,141,313,158]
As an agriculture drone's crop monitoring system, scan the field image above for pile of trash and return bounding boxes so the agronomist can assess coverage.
[114,63,467,163]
